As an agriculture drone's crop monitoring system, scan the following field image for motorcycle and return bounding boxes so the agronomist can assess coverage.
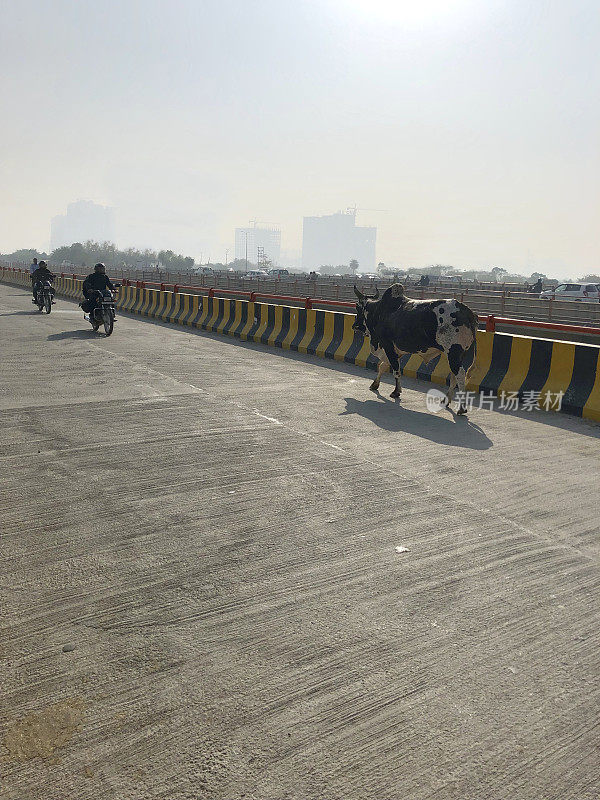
[35,280,55,314]
[84,289,117,336]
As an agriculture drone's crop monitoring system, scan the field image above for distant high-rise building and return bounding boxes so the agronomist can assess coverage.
[51,200,116,251]
[302,210,376,272]
[234,222,281,266]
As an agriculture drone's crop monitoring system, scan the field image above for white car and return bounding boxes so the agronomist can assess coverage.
[539,282,600,302]
[243,270,269,279]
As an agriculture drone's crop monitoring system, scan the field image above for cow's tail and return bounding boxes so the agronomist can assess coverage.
[464,306,478,373]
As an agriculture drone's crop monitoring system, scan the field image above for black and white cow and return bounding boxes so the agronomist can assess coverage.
[353,283,478,414]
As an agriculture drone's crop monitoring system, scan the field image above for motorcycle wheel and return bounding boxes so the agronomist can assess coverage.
[103,308,114,336]
[44,293,52,314]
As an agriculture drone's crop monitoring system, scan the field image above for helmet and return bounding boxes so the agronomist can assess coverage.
[94,262,106,273]
[39,261,47,268]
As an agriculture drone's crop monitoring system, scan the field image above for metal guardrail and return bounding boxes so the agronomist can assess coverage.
[112,277,600,335]
[92,270,600,329]
[3,267,599,341]
[0,260,560,292]
[483,315,600,336]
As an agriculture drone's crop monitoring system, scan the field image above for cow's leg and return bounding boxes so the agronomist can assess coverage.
[447,343,468,414]
[370,359,389,393]
[462,338,477,379]
[456,338,477,414]
[383,345,402,398]
[445,371,458,407]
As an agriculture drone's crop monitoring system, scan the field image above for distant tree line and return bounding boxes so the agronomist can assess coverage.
[2,244,594,283]
[374,263,559,284]
[1,247,49,263]
[0,241,196,271]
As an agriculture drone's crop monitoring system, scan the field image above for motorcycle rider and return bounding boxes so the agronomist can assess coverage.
[31,261,55,304]
[528,277,543,294]
[82,263,117,319]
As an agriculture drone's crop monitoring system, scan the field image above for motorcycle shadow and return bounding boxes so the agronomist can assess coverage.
[47,329,97,340]
[0,310,43,316]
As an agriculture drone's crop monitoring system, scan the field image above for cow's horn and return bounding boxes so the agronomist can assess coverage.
[371,286,380,300]
[353,285,364,300]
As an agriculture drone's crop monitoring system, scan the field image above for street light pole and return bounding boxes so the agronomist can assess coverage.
[225,248,229,269]
[245,232,248,273]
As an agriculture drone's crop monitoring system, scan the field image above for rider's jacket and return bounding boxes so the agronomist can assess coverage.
[83,273,115,296]
[31,266,54,284]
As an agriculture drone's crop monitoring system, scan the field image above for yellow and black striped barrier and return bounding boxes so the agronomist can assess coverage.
[2,269,599,422]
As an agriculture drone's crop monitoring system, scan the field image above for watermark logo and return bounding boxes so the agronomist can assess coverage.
[426,388,448,413]
[426,389,564,413]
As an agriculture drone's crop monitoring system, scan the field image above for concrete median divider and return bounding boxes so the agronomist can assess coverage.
[2,268,599,422]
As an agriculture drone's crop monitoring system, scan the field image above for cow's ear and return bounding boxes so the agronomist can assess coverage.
[354,285,364,300]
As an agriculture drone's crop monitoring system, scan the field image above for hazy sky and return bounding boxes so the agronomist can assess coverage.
[1,0,598,276]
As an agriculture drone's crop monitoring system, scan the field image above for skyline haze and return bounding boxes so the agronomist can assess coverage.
[1,0,598,278]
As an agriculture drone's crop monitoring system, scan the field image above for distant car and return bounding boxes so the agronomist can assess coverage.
[269,268,289,277]
[361,274,379,280]
[194,266,213,275]
[243,270,269,279]
[539,282,600,302]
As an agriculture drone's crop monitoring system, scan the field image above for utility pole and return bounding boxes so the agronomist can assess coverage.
[225,248,229,269]
[245,232,248,273]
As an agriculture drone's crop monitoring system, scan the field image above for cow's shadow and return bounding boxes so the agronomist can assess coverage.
[341,396,493,450]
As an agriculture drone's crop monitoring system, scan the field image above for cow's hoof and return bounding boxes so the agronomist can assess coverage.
[390,390,401,399]
[369,383,380,393]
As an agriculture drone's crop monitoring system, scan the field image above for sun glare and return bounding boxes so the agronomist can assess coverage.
[341,0,475,27]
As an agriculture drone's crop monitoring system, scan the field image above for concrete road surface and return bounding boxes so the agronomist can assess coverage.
[1,283,598,800]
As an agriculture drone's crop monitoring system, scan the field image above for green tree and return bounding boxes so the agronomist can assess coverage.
[51,242,88,266]
[158,250,195,271]
[46,241,195,272]
[0,248,48,262]
[349,259,359,273]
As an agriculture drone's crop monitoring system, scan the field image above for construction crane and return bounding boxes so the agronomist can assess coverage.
[346,205,391,215]
[248,219,281,229]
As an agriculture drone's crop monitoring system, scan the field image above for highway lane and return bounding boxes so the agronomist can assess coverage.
[1,282,599,800]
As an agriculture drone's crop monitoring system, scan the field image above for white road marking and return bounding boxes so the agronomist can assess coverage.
[320,441,344,451]
[1,284,592,560]
[253,410,283,425]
